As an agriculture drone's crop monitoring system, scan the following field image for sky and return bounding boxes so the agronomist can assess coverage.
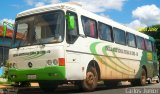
[0,0,160,30]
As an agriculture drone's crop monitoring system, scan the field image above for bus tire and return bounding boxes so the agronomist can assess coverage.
[147,78,152,84]
[156,78,159,83]
[39,81,58,92]
[81,66,98,92]
[140,68,147,86]
[131,68,147,86]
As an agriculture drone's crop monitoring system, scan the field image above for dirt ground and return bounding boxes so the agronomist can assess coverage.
[0,83,39,89]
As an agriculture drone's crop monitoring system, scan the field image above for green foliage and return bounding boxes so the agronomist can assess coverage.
[140,24,160,61]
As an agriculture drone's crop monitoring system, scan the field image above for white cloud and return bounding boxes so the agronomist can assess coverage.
[127,20,147,30]
[0,19,15,24]
[132,4,160,26]
[69,0,126,12]
[127,4,160,30]
[24,0,126,12]
[35,2,45,7]
[0,19,15,30]
[24,0,61,7]
[99,13,110,19]
[25,0,34,6]
[50,0,61,4]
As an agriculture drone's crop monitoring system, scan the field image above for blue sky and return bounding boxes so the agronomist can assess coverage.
[0,0,160,30]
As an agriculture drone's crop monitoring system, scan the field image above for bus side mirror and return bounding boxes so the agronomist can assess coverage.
[3,22,7,37]
[68,16,75,30]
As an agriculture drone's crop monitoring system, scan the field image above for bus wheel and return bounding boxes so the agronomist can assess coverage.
[131,68,147,86]
[156,77,160,83]
[81,66,98,92]
[147,78,152,84]
[39,81,58,92]
[140,68,147,86]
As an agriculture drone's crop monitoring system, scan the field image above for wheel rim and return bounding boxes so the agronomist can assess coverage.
[84,68,98,89]
[86,72,96,86]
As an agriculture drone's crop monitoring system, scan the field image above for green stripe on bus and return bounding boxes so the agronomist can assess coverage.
[9,66,66,82]
[111,47,135,72]
[19,52,46,60]
[90,42,134,75]
[102,46,134,73]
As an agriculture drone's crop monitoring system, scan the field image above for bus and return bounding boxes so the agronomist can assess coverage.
[8,2,159,92]
[0,22,13,76]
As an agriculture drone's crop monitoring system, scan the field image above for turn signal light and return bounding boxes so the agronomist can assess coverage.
[58,58,65,66]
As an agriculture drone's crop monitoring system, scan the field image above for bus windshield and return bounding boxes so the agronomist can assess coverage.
[14,10,65,47]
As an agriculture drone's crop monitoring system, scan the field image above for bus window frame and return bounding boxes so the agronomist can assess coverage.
[66,10,79,44]
[136,36,146,50]
[98,21,113,42]
[81,15,98,39]
[113,27,126,45]
[152,41,156,52]
[145,39,153,52]
[13,10,65,48]
[126,32,137,48]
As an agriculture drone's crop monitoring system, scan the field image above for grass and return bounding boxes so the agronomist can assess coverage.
[0,77,12,85]
[0,81,12,84]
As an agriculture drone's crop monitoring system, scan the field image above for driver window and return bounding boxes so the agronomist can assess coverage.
[66,11,79,44]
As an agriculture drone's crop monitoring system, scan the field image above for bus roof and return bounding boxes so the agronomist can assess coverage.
[16,2,154,41]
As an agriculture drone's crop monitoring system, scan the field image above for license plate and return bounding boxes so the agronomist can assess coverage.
[27,75,37,79]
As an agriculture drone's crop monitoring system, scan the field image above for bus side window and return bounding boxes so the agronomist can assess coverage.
[152,42,156,52]
[90,21,95,37]
[145,39,152,51]
[136,36,145,50]
[113,28,126,45]
[98,22,112,42]
[127,33,136,48]
[66,11,79,44]
[81,16,97,38]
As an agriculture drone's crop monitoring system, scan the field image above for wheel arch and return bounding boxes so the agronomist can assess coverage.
[142,65,148,78]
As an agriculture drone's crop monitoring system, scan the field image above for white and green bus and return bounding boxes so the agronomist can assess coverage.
[8,2,159,91]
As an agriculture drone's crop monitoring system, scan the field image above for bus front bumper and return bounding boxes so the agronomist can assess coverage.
[8,66,65,82]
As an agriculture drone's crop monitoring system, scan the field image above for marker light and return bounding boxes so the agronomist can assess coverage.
[58,58,65,66]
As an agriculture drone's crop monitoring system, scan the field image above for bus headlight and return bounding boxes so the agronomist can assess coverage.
[53,59,58,66]
[47,60,52,66]
[9,63,17,68]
